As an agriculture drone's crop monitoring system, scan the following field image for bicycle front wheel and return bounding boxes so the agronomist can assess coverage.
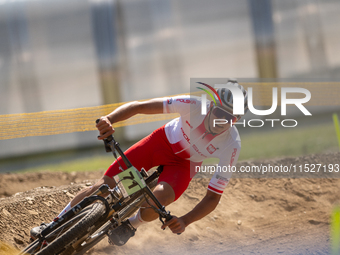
[35,201,106,255]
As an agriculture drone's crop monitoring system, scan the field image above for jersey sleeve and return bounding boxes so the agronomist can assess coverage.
[207,144,240,195]
[163,95,200,116]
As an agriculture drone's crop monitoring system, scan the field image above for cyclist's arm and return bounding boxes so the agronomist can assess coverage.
[162,190,221,233]
[181,190,221,226]
[108,98,164,123]
[97,98,163,139]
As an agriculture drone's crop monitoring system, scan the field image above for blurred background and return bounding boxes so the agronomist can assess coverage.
[0,0,340,172]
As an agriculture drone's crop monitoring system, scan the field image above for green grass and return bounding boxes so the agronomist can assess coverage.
[18,123,339,173]
[239,123,339,161]
[21,156,115,173]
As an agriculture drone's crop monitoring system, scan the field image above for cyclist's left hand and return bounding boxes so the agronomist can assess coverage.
[96,116,114,140]
[161,216,186,234]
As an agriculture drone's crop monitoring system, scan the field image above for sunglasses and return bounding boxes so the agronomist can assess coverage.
[211,106,237,123]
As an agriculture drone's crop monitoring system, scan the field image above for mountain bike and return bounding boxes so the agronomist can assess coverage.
[20,120,172,255]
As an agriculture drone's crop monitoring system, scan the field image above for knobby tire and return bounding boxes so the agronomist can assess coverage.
[21,206,93,255]
[35,202,105,255]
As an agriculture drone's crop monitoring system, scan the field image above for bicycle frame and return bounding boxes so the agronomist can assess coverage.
[100,131,172,222]
[32,129,171,249]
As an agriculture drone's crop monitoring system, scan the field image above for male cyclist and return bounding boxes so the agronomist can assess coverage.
[30,80,248,246]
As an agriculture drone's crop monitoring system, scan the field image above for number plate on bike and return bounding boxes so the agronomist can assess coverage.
[114,166,147,198]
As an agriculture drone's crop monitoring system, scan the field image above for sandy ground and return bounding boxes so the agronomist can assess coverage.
[0,152,340,255]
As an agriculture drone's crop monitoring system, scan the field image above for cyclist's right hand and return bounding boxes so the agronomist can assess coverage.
[161,215,186,234]
[96,116,115,140]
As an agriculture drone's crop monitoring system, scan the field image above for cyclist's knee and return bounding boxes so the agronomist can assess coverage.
[151,181,176,206]
[88,175,116,194]
[94,175,116,187]
[102,175,116,189]
[139,182,175,221]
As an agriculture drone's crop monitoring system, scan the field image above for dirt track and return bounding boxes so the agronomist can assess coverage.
[0,152,340,255]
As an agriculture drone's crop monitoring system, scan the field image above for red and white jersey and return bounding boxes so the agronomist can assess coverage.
[163,95,241,195]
